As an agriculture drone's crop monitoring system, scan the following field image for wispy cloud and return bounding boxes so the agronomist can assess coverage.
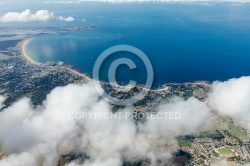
[0,83,210,165]
[208,76,250,127]
[0,9,75,23]
[0,96,5,109]
[2,75,250,165]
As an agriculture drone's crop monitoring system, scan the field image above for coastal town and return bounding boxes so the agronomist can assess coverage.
[1,27,250,166]
[179,118,250,166]
[0,40,85,107]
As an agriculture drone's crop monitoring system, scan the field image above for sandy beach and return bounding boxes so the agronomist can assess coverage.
[20,38,41,65]
[19,38,91,81]
[62,67,91,81]
[19,38,208,89]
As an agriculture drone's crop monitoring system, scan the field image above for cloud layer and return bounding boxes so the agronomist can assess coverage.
[208,76,250,128]
[1,75,250,165]
[0,9,74,22]
[0,83,210,166]
[0,96,5,109]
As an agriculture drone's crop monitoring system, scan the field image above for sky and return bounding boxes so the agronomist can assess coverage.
[0,0,250,23]
[1,0,250,3]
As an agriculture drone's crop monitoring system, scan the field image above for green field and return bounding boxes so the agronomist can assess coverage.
[218,148,233,154]
[178,136,193,147]
[227,122,248,140]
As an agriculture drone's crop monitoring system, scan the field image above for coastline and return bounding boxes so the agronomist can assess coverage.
[62,66,91,81]
[19,38,209,90]
[19,38,91,81]
[20,38,41,65]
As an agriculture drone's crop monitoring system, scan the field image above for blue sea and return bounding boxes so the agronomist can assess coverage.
[25,3,250,88]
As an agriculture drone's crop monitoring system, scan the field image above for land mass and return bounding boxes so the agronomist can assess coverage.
[1,26,250,166]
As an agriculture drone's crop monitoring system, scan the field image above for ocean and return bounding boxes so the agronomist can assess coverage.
[25,3,250,88]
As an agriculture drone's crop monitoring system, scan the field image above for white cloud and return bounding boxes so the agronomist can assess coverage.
[0,82,210,166]
[211,159,230,166]
[0,96,5,109]
[3,77,250,166]
[208,76,250,128]
[58,16,75,22]
[208,77,250,115]
[140,97,210,140]
[2,74,250,165]
[3,75,250,165]
[0,9,75,23]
